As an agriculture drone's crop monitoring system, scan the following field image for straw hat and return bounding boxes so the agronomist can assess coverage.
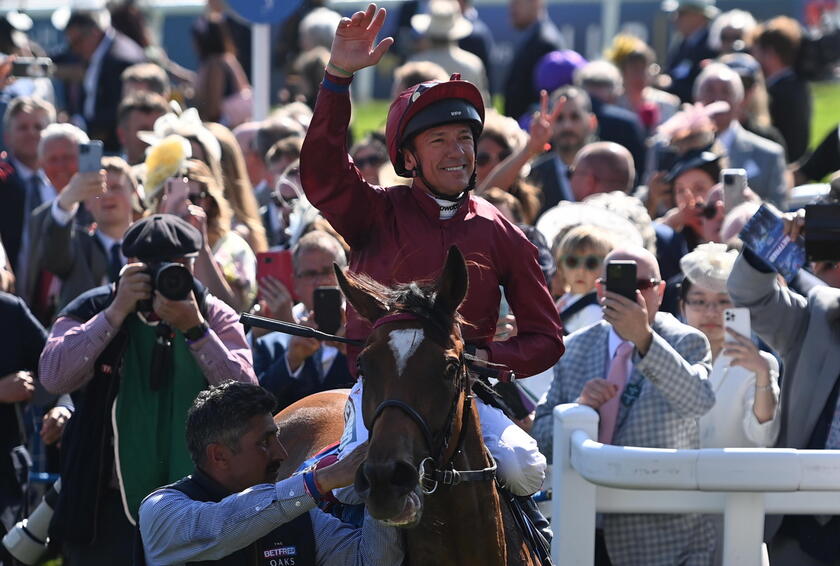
[411,0,473,41]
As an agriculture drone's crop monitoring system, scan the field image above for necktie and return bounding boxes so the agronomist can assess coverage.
[28,174,43,213]
[108,242,122,283]
[598,341,634,445]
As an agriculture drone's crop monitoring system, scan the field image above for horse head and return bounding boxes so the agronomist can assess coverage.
[335,246,470,527]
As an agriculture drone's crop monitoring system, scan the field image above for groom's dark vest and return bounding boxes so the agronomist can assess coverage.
[142,468,316,566]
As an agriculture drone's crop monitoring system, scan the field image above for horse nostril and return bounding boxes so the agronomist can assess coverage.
[391,460,419,493]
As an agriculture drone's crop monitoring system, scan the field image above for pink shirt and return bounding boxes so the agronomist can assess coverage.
[40,294,256,394]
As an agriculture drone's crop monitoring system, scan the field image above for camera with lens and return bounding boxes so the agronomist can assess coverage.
[136,261,195,311]
[2,479,61,564]
[804,184,840,262]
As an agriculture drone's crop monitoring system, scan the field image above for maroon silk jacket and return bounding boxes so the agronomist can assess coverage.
[300,72,564,377]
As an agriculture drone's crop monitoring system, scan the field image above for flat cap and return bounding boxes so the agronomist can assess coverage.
[122,214,202,262]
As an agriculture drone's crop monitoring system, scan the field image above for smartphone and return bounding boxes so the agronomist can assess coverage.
[606,260,637,301]
[314,286,343,335]
[162,176,189,214]
[256,250,298,303]
[9,57,54,78]
[78,141,103,173]
[723,307,751,343]
[721,168,748,212]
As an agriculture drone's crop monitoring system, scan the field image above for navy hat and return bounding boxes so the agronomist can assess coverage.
[665,149,722,183]
[121,214,202,262]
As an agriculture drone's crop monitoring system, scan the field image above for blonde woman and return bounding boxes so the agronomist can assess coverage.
[205,121,268,253]
[157,159,257,312]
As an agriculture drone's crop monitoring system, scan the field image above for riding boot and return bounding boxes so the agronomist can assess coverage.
[516,494,552,544]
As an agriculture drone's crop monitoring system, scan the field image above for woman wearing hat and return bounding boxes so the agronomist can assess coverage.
[680,243,779,449]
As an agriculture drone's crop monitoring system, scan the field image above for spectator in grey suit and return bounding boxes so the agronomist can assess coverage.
[728,209,840,566]
[534,245,716,566]
[23,123,90,321]
[694,63,788,208]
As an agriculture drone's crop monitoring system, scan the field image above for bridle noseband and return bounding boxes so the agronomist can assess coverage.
[363,312,497,495]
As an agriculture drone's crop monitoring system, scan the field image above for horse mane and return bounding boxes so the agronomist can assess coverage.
[348,271,466,344]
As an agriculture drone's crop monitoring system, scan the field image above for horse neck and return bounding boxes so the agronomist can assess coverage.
[406,402,508,566]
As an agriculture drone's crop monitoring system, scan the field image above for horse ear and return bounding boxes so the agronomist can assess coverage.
[435,246,469,315]
[333,263,388,323]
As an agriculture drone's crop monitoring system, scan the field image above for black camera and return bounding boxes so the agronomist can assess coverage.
[136,262,195,311]
[804,185,840,262]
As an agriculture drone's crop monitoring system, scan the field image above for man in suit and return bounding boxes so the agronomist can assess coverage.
[0,96,55,282]
[752,16,811,163]
[253,230,355,410]
[694,63,788,208]
[534,246,716,566]
[662,0,719,103]
[575,61,647,182]
[728,212,840,566]
[63,10,145,152]
[527,86,597,215]
[40,156,131,312]
[22,123,89,320]
[504,0,564,121]
[0,292,49,566]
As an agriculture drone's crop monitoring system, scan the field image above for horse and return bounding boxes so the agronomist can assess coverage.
[273,389,350,481]
[329,246,539,566]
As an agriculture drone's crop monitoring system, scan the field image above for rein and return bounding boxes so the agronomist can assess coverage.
[364,312,497,495]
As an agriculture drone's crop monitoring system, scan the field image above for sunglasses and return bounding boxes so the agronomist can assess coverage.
[562,254,604,271]
[354,155,385,169]
[597,277,662,290]
[476,149,512,167]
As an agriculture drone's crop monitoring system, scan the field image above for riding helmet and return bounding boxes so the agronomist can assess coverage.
[385,74,485,177]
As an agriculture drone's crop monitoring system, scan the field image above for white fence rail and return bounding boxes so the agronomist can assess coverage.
[550,403,840,565]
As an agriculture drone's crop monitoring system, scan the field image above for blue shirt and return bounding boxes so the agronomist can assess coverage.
[138,474,404,565]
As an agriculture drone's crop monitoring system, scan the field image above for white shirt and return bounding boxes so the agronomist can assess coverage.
[699,352,780,448]
[283,302,339,378]
[83,28,115,120]
[557,292,602,335]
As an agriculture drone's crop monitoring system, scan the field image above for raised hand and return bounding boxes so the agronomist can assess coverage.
[328,4,394,76]
[526,91,565,156]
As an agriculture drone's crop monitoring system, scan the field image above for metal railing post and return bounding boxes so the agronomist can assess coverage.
[553,404,599,565]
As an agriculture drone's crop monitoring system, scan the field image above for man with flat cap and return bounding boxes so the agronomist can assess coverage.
[39,213,257,566]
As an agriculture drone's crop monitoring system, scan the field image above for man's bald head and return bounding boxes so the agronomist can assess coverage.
[604,246,661,280]
[571,142,635,200]
[602,246,664,321]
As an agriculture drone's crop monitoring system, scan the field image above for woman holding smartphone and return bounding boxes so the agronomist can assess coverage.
[679,242,780,449]
[157,159,257,312]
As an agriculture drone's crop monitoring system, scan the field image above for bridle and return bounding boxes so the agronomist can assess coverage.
[363,312,497,495]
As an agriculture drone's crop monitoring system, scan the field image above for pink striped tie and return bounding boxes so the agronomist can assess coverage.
[598,341,634,444]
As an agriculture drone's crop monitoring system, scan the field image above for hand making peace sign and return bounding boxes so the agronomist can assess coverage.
[526,90,566,156]
[328,4,394,77]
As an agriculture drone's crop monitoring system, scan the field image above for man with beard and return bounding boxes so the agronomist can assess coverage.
[527,85,597,215]
[138,381,402,565]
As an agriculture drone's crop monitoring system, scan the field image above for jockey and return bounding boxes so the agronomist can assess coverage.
[299,4,564,501]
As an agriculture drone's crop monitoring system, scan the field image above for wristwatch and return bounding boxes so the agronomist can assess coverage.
[184,321,209,342]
